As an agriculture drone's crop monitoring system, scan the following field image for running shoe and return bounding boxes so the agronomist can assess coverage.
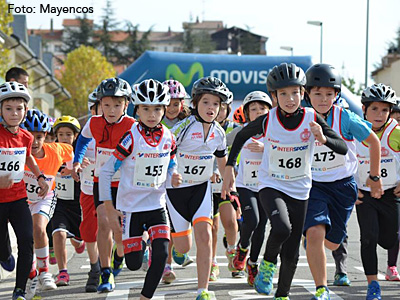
[49,248,57,265]
[366,280,381,300]
[311,287,330,300]
[97,268,115,293]
[25,271,39,300]
[232,270,245,278]
[196,290,211,300]
[85,270,100,293]
[55,271,70,286]
[162,265,176,284]
[246,258,258,287]
[142,247,149,272]
[39,272,57,290]
[274,297,290,300]
[182,253,194,267]
[111,244,124,277]
[0,254,15,272]
[171,245,185,265]
[233,245,248,271]
[74,240,86,254]
[254,259,276,295]
[333,273,351,286]
[209,263,219,281]
[12,288,26,300]
[226,248,236,272]
[385,266,400,281]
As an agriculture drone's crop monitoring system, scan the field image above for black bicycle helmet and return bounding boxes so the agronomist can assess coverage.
[267,63,306,93]
[97,78,132,100]
[305,64,341,91]
[191,76,232,103]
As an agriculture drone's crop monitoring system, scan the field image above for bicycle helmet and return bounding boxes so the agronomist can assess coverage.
[132,79,170,106]
[233,105,246,124]
[243,91,273,109]
[97,78,132,101]
[0,82,31,104]
[305,64,341,91]
[266,63,306,93]
[392,99,400,113]
[361,83,397,106]
[163,80,187,99]
[53,115,81,134]
[20,109,50,132]
[191,76,232,103]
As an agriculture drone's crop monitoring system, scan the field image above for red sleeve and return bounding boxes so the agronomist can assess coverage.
[170,136,177,159]
[114,131,134,161]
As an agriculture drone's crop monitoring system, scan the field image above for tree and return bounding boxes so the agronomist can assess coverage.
[342,77,363,96]
[0,0,13,78]
[62,14,93,54]
[93,0,121,61]
[182,23,195,53]
[193,31,216,53]
[240,27,261,55]
[56,46,115,117]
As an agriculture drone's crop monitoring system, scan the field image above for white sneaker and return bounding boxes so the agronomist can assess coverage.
[39,272,57,290]
[26,273,39,300]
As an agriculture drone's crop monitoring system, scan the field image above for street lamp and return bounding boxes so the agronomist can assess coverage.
[307,21,323,63]
[280,46,293,56]
[365,0,370,88]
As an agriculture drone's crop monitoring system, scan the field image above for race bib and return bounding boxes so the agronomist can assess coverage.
[133,151,170,188]
[95,147,120,182]
[24,171,55,203]
[211,176,223,193]
[243,159,261,187]
[0,147,26,183]
[81,160,95,188]
[269,142,311,181]
[56,174,74,200]
[312,142,345,173]
[358,156,397,189]
[177,151,214,184]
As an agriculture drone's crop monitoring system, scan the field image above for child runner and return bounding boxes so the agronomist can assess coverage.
[303,63,382,299]
[72,77,135,293]
[160,79,193,284]
[222,63,348,300]
[167,76,237,300]
[21,109,74,298]
[51,116,85,286]
[390,100,400,123]
[355,83,400,300]
[0,82,49,300]
[79,89,102,292]
[232,91,272,287]
[100,79,181,299]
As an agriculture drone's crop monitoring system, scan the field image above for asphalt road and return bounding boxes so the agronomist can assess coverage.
[1,209,399,299]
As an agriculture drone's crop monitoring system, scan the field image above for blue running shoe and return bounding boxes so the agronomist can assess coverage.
[172,246,186,265]
[311,287,330,300]
[97,268,115,293]
[366,280,381,300]
[0,254,15,272]
[111,244,124,277]
[12,288,26,300]
[254,260,276,295]
[196,290,211,300]
[142,247,150,271]
[333,273,351,286]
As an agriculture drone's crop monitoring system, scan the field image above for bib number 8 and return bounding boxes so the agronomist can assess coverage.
[278,157,302,169]
[0,161,20,171]
[145,165,163,177]
[184,165,205,175]
[367,169,388,178]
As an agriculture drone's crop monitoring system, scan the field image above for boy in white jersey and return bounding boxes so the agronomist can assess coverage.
[167,76,236,300]
[100,79,181,300]
[222,63,348,300]
[303,64,382,300]
[355,83,400,300]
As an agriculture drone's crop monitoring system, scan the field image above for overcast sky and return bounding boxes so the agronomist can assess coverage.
[9,0,400,87]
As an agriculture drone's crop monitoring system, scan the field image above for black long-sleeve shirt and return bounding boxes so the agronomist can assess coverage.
[227,108,348,166]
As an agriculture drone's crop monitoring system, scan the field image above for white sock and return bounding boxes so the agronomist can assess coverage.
[227,244,235,252]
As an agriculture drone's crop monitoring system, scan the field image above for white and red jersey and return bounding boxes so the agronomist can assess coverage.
[236,131,264,192]
[169,115,227,188]
[259,107,317,200]
[99,122,176,213]
[356,118,400,191]
[311,105,357,182]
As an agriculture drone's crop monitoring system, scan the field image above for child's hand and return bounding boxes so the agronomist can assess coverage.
[71,163,82,182]
[60,168,72,176]
[211,172,220,183]
[37,178,49,198]
[356,190,364,205]
[394,183,400,197]
[171,172,182,188]
[309,121,327,144]
[247,138,264,153]
[0,174,13,189]
[366,176,384,199]
[81,157,91,169]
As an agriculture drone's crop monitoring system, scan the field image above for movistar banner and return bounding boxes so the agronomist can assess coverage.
[120,51,362,116]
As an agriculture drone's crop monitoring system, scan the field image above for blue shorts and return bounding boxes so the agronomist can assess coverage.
[303,176,357,244]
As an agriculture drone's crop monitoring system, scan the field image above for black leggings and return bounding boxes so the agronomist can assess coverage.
[124,208,169,298]
[259,188,308,298]
[387,213,400,267]
[0,198,33,291]
[356,189,400,275]
[237,188,268,262]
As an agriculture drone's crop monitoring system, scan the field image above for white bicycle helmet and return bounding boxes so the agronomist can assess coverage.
[361,83,397,106]
[132,79,170,106]
[0,82,31,104]
[243,91,272,109]
[88,87,98,111]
